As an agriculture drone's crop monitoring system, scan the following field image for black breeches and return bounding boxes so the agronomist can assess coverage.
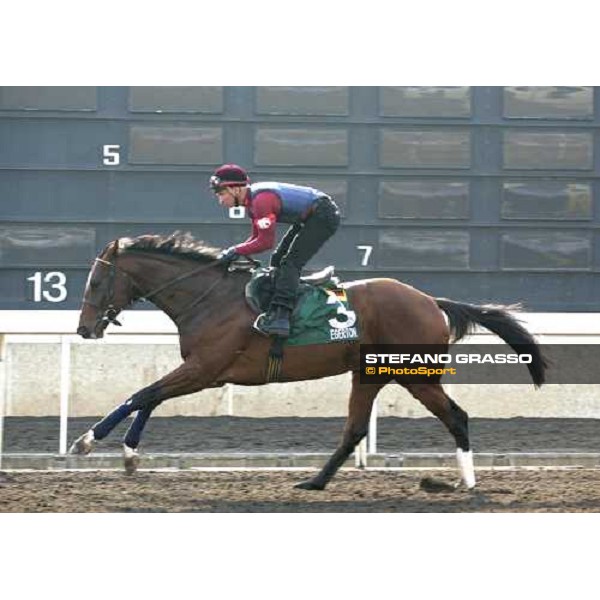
[271,199,340,310]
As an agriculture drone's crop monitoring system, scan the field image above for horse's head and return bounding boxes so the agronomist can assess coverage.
[77,239,136,339]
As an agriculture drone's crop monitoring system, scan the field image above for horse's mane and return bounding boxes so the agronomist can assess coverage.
[118,232,221,263]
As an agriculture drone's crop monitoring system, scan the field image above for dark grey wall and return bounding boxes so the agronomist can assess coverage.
[1,86,599,310]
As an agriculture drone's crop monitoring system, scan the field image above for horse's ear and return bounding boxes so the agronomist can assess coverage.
[110,238,120,258]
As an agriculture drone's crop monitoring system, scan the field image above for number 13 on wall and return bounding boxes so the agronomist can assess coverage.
[26,271,68,303]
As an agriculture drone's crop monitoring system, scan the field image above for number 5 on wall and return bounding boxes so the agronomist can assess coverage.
[102,145,121,166]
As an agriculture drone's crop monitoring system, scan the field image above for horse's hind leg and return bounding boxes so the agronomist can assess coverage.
[405,382,475,489]
[295,373,384,491]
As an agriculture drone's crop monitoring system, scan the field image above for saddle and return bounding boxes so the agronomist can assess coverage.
[242,264,357,383]
[245,266,340,314]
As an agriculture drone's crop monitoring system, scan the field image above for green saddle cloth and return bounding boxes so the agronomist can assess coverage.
[245,268,360,346]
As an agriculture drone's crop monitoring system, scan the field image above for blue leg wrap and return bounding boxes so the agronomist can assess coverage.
[123,407,154,449]
[92,402,134,440]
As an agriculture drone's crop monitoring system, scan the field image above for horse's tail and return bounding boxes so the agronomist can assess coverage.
[436,298,548,388]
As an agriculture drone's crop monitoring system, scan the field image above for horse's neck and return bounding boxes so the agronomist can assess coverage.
[122,254,246,324]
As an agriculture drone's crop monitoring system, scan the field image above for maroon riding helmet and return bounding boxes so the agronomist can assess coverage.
[209,164,250,192]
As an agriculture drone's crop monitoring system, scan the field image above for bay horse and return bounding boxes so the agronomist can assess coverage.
[71,232,547,490]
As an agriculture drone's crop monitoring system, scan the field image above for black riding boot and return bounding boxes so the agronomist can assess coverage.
[253,304,292,337]
[253,258,298,337]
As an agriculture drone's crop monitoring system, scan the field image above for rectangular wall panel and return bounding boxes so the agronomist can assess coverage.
[380,87,471,118]
[503,131,593,170]
[503,87,593,119]
[0,171,110,221]
[378,180,469,219]
[378,230,470,269]
[255,128,348,166]
[0,87,97,111]
[501,231,591,270]
[0,226,96,267]
[0,120,116,167]
[256,87,349,116]
[380,129,471,168]
[129,126,223,165]
[129,87,223,113]
[501,182,592,220]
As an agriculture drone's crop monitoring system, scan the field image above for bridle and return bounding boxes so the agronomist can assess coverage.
[82,257,135,328]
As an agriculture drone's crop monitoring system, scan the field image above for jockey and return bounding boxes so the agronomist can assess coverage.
[210,164,340,338]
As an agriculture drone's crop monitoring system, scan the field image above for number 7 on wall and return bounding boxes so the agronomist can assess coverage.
[356,245,373,267]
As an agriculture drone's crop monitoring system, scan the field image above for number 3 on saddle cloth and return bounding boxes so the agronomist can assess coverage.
[245,267,361,380]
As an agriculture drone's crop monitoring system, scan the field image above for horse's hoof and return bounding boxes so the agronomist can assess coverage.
[69,430,95,455]
[124,455,140,476]
[294,479,326,491]
[123,445,140,476]
[450,479,478,493]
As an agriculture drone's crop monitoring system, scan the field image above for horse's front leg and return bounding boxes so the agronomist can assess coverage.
[69,361,208,466]
[121,399,162,475]
[71,318,253,472]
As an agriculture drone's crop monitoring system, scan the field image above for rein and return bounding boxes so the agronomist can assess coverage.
[141,260,220,302]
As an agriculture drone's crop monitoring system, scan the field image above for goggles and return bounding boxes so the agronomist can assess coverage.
[209,175,223,192]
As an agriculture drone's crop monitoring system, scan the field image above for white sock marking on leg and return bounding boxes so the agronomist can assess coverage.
[456,448,476,489]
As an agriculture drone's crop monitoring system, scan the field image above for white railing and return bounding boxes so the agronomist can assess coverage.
[1,310,600,469]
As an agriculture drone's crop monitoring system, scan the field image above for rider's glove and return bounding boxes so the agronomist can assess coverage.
[216,246,240,265]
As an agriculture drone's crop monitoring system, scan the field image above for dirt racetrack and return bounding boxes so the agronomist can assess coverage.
[2,468,600,512]
[3,416,600,512]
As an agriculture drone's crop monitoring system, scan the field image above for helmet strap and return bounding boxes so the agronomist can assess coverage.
[233,186,246,208]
